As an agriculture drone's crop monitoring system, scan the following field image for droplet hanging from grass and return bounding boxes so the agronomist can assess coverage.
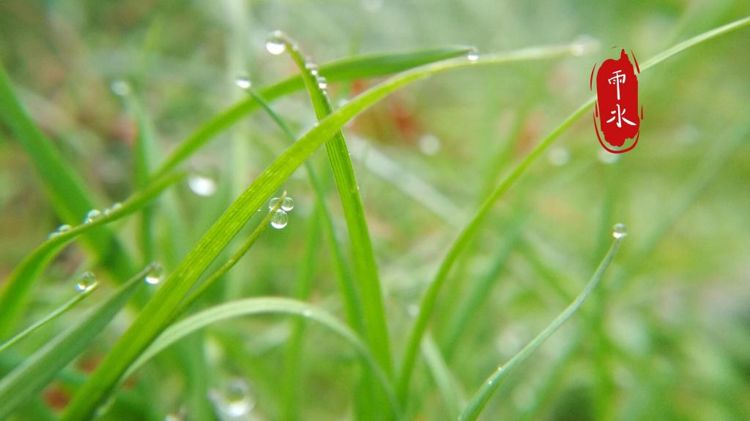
[467,48,480,62]
[84,209,102,223]
[270,209,288,229]
[265,31,287,55]
[269,196,294,212]
[48,224,72,239]
[144,263,163,285]
[209,378,255,417]
[235,76,252,90]
[188,174,217,197]
[316,76,328,90]
[75,272,98,293]
[103,202,122,216]
[612,223,627,239]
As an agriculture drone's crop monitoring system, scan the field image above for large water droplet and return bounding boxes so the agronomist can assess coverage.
[265,31,287,55]
[188,174,217,197]
[145,262,163,285]
[235,76,252,90]
[75,272,98,293]
[612,223,627,239]
[110,79,132,96]
[467,48,480,62]
[210,378,255,418]
[49,224,72,239]
[84,209,102,223]
[270,209,288,229]
[280,197,294,212]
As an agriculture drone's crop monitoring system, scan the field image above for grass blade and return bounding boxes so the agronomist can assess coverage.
[0,171,184,338]
[0,265,150,416]
[459,231,626,420]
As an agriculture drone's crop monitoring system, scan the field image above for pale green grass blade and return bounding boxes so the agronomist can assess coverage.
[273,32,393,375]
[0,265,150,417]
[125,297,400,415]
[153,46,472,179]
[396,16,750,402]
[0,284,98,354]
[61,42,584,419]
[459,232,625,421]
[422,334,463,419]
[0,63,134,280]
[0,171,184,338]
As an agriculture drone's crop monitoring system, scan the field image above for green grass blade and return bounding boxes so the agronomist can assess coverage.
[61,42,583,419]
[459,232,625,421]
[422,334,463,419]
[274,32,393,375]
[0,63,134,281]
[125,297,400,415]
[0,171,184,338]
[153,46,471,179]
[0,265,150,417]
[0,284,98,354]
[396,15,750,402]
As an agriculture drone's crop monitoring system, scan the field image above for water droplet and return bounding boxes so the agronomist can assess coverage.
[612,223,627,239]
[280,197,294,212]
[49,224,72,239]
[467,48,480,62]
[305,62,319,76]
[418,134,441,155]
[75,271,98,293]
[210,378,255,418]
[571,35,600,56]
[110,79,131,96]
[235,76,252,90]
[547,147,570,166]
[265,31,287,55]
[145,262,163,285]
[270,209,288,229]
[597,149,620,164]
[84,209,102,223]
[316,76,328,90]
[188,174,217,197]
[103,202,122,216]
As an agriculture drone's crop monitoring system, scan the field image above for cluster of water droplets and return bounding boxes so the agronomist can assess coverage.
[75,271,98,293]
[268,195,294,229]
[209,378,256,420]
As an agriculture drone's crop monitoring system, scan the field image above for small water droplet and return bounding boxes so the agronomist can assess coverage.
[316,76,328,90]
[612,223,627,239]
[418,134,441,155]
[49,224,72,239]
[103,202,122,216]
[235,76,252,90]
[547,147,570,166]
[145,262,163,285]
[188,174,217,197]
[305,62,319,76]
[210,378,254,418]
[84,209,102,223]
[75,271,98,293]
[110,79,131,96]
[467,48,480,62]
[270,209,288,229]
[265,31,287,55]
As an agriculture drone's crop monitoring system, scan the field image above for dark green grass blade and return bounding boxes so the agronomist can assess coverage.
[274,32,393,375]
[459,234,625,420]
[0,265,150,416]
[0,171,184,338]
[61,42,584,420]
[152,46,472,179]
[0,63,134,282]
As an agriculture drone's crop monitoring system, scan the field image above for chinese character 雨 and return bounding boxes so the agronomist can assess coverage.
[608,70,626,100]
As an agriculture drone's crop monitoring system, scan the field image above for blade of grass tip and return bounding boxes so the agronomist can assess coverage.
[249,88,363,332]
[152,46,472,179]
[61,42,595,419]
[0,264,152,417]
[0,283,98,354]
[0,63,135,281]
[0,171,184,338]
[124,297,401,415]
[397,15,750,401]
[177,191,288,312]
[459,228,626,421]
[272,32,394,376]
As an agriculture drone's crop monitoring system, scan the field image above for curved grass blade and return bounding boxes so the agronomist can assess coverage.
[459,232,626,421]
[153,46,472,179]
[125,297,400,416]
[0,63,134,285]
[61,43,592,420]
[395,16,750,402]
[0,265,151,417]
[0,171,184,338]
[273,32,393,375]
[0,283,98,355]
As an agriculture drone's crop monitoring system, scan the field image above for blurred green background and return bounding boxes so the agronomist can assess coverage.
[1,0,749,419]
